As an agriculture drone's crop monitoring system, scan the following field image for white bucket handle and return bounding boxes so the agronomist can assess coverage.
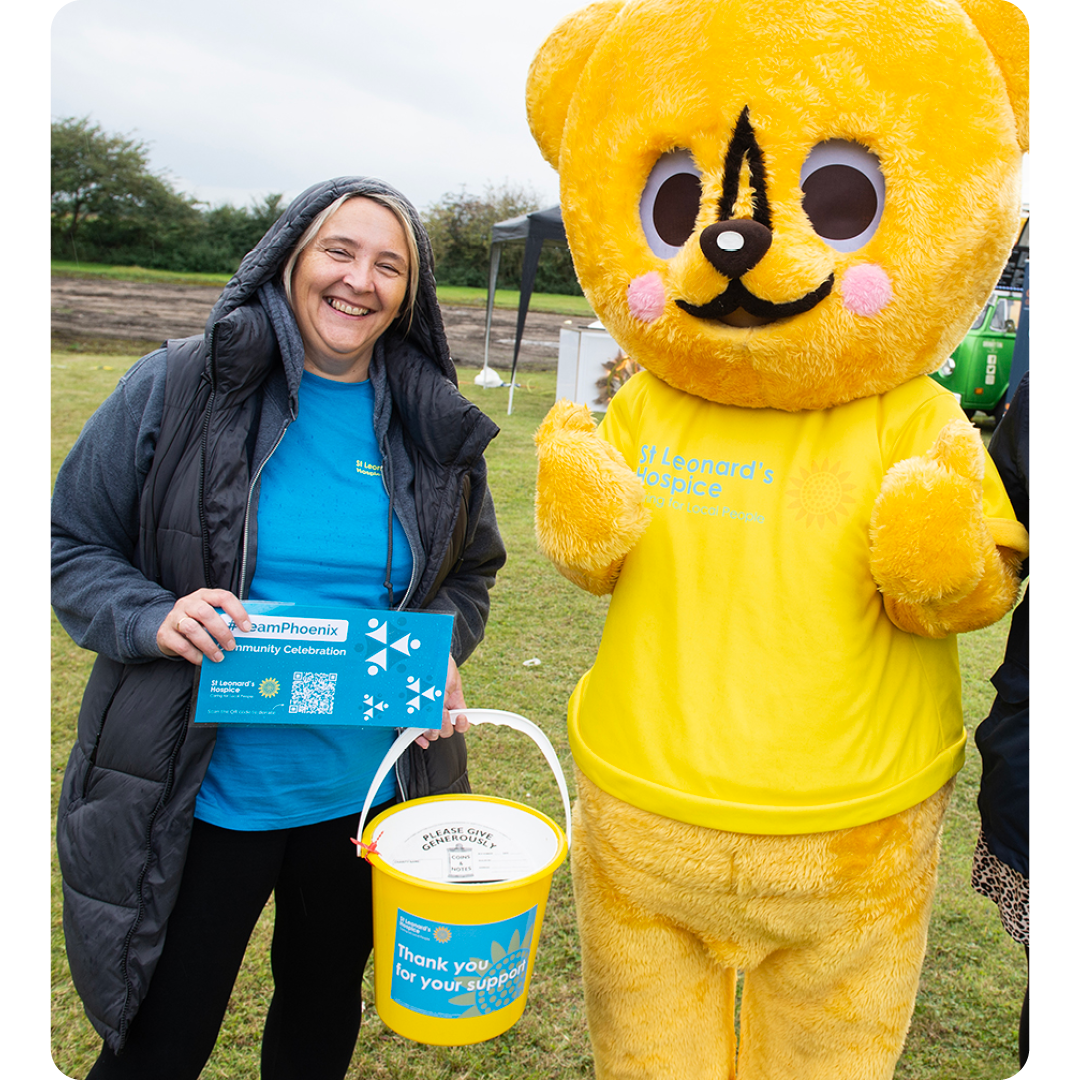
[355,709,572,855]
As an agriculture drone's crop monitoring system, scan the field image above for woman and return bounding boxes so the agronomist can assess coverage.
[971,370,1030,1067]
[52,176,506,1079]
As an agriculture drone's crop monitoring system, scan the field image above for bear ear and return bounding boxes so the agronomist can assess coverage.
[527,1,625,169]
[955,0,1029,152]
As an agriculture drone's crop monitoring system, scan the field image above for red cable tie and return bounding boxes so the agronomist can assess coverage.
[352,830,383,861]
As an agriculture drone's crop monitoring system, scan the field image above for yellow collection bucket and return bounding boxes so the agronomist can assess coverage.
[355,709,571,1046]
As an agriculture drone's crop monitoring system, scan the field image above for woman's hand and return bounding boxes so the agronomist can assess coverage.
[415,654,469,749]
[156,588,252,666]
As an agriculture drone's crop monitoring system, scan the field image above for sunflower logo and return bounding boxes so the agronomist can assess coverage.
[446,925,534,1017]
[434,926,452,944]
[787,459,856,527]
[259,678,280,698]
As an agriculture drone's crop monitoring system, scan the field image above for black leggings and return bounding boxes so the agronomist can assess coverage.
[87,804,393,1080]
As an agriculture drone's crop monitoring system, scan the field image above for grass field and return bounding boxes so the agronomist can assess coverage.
[50,351,1025,1079]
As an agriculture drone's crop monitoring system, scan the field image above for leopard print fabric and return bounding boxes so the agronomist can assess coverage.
[972,829,1029,948]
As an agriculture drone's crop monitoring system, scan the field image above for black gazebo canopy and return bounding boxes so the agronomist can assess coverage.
[482,205,567,412]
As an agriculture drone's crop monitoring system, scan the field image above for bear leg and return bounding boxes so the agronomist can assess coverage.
[572,788,738,1079]
[736,788,951,1080]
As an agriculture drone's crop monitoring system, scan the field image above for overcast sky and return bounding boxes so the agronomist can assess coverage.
[48,0,1043,215]
[49,0,590,213]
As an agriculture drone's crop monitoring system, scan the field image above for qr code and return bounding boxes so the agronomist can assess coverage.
[289,671,338,715]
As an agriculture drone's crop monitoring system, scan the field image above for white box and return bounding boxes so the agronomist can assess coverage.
[556,326,626,412]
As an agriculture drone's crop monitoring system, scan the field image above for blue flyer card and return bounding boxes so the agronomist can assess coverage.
[192,601,454,728]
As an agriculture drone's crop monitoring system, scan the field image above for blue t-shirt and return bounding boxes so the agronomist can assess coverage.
[195,372,412,829]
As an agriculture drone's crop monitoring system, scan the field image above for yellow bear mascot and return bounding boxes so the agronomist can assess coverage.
[527,1,1029,1077]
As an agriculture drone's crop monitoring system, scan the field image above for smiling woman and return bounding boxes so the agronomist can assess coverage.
[50,176,506,1079]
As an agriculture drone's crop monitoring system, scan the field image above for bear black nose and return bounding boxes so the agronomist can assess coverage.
[699,220,772,279]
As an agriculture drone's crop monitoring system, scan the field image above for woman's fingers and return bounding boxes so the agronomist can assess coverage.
[415,655,469,748]
[443,654,469,734]
[157,589,251,665]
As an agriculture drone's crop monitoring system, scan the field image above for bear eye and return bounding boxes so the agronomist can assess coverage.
[800,140,885,252]
[640,149,703,258]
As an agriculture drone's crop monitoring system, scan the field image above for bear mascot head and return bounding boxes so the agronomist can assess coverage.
[528,2,1028,1076]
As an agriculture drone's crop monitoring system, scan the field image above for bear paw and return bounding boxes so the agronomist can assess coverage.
[869,420,1017,636]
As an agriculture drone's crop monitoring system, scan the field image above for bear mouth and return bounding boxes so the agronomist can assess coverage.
[676,276,835,327]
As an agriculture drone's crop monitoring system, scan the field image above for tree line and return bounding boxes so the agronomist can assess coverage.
[51,116,581,295]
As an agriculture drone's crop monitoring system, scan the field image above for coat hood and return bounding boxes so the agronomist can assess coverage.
[207,176,455,383]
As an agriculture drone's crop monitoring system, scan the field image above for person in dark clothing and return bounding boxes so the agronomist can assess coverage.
[971,370,1029,1068]
[52,177,506,1079]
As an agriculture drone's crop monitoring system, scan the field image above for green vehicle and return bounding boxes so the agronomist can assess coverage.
[930,214,1028,426]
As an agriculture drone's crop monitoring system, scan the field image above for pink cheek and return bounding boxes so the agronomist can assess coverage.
[840,263,893,317]
[627,271,666,323]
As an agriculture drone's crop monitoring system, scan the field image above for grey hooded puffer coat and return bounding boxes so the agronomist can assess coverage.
[51,177,505,1053]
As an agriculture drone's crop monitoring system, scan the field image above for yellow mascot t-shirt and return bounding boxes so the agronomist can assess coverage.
[568,371,1019,834]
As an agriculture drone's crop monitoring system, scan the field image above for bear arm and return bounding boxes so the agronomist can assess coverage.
[534,399,650,584]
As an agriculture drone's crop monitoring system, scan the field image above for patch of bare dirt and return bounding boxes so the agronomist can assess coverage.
[51,277,592,371]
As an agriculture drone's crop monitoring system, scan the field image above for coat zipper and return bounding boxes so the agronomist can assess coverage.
[380,431,419,612]
[238,424,290,597]
[197,331,218,587]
